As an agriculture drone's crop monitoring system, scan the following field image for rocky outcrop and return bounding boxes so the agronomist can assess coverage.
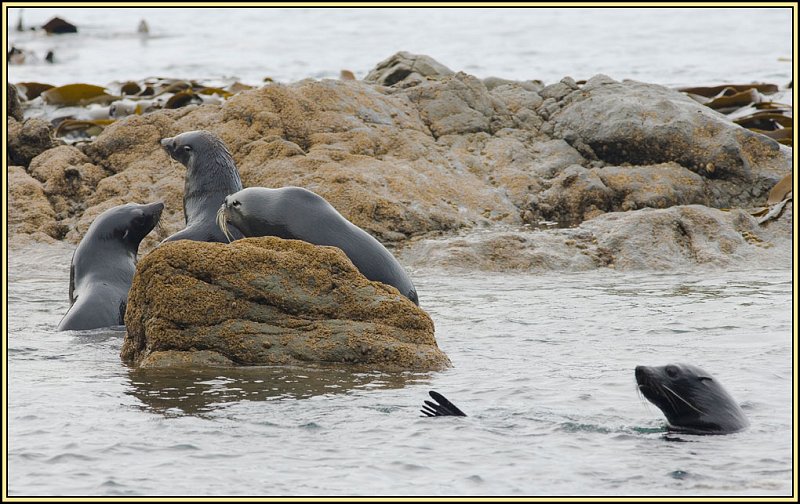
[8,54,792,267]
[401,205,789,272]
[548,75,790,206]
[364,51,454,86]
[7,117,57,167]
[121,237,449,370]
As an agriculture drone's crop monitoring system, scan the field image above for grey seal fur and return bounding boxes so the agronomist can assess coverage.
[218,186,419,305]
[635,363,749,434]
[160,130,244,243]
[57,202,164,331]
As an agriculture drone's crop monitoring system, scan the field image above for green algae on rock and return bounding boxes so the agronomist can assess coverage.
[121,237,449,370]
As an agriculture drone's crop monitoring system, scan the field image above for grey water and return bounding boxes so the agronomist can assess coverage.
[7,7,793,88]
[7,243,793,496]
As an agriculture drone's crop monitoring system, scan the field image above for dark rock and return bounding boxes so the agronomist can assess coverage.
[42,17,77,34]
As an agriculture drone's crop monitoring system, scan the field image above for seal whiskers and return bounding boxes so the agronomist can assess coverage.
[216,205,233,243]
[662,384,705,415]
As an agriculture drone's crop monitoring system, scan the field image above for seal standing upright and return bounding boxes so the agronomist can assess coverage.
[635,363,749,434]
[218,186,419,305]
[161,130,244,243]
[58,202,164,331]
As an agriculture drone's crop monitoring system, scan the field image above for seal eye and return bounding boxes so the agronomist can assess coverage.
[232,200,241,208]
[698,376,713,383]
[183,145,192,152]
[665,365,679,378]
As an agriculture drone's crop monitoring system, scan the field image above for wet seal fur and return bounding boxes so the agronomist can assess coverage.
[218,186,419,305]
[636,363,749,434]
[161,130,244,243]
[58,202,164,331]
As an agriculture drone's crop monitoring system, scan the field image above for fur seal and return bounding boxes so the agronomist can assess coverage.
[218,186,419,305]
[160,130,244,243]
[635,363,749,434]
[57,202,164,331]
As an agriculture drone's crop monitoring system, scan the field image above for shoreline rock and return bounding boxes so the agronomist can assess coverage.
[121,237,449,370]
[8,52,792,273]
[399,204,791,272]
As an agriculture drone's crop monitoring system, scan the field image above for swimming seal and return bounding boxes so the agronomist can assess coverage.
[57,202,164,331]
[635,363,749,434]
[160,130,244,243]
[218,186,419,305]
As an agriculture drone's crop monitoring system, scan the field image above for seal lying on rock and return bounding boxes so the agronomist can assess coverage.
[217,186,419,305]
[635,363,749,434]
[160,130,244,243]
[58,202,163,331]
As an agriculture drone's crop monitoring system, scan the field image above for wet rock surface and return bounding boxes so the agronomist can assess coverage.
[121,237,449,370]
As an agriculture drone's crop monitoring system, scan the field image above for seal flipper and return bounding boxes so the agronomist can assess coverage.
[420,390,467,417]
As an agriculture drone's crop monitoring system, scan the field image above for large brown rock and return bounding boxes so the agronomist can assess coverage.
[77,79,521,246]
[121,237,449,370]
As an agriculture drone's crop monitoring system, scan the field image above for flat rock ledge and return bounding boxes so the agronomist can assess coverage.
[121,237,449,370]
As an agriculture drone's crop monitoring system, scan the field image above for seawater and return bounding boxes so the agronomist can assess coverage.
[7,7,793,88]
[7,244,793,496]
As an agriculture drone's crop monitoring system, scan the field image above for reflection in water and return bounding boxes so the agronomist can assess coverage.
[125,364,431,416]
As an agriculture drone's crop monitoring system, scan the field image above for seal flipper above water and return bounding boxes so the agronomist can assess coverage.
[421,391,467,417]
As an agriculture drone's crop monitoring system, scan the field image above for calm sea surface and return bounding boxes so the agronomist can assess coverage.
[7,7,793,87]
[7,244,793,497]
[6,6,795,498]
